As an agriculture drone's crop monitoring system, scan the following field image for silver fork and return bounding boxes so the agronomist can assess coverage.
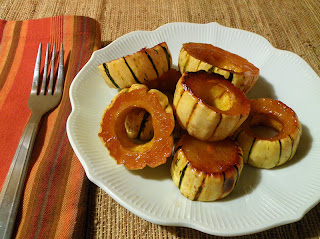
[0,43,64,238]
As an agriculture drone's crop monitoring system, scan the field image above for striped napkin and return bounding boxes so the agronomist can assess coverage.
[0,16,101,238]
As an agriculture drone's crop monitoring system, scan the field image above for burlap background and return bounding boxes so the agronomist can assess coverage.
[1,0,319,238]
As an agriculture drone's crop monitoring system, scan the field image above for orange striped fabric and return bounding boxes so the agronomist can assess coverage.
[0,16,101,238]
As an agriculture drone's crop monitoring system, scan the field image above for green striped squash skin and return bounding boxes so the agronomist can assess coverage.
[233,98,302,169]
[171,138,243,201]
[173,71,250,141]
[98,42,172,89]
[125,108,153,141]
[234,122,301,169]
[178,48,259,94]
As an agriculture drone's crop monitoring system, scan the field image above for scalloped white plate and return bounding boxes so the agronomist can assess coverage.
[66,22,320,236]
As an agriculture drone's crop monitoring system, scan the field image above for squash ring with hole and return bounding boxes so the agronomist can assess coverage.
[234,98,302,169]
[171,134,243,201]
[99,84,175,169]
[173,71,251,141]
[178,42,259,93]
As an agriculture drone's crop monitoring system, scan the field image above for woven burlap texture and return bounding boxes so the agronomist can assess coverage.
[1,0,319,238]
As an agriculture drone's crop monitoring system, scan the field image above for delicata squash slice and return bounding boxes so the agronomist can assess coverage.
[97,42,172,89]
[178,42,259,93]
[234,98,302,169]
[171,134,243,201]
[173,71,251,141]
[99,84,175,169]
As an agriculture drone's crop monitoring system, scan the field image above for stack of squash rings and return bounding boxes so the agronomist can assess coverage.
[98,42,302,201]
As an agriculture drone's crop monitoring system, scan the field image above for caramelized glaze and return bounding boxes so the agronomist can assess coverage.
[176,134,242,173]
[99,85,174,169]
[244,98,300,140]
[182,71,250,115]
[182,42,259,76]
[145,69,181,94]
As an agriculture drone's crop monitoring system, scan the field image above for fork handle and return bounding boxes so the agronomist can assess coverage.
[0,113,42,239]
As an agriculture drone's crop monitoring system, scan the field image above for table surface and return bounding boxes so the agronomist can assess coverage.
[1,0,320,238]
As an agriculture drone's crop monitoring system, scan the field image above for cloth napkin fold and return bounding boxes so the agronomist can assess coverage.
[0,15,101,238]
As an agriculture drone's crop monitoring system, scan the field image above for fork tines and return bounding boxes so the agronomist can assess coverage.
[32,43,64,95]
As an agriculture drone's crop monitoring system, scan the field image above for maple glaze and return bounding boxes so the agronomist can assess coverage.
[182,71,251,115]
[182,42,259,76]
[176,134,242,174]
[144,69,181,94]
[243,98,300,140]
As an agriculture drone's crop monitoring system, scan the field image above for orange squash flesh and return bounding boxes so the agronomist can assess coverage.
[178,135,242,173]
[99,84,175,169]
[243,98,300,140]
[182,43,259,76]
[144,68,181,94]
[184,72,250,115]
[173,71,251,141]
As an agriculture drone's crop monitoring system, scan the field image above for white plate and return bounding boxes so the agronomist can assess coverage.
[66,22,320,236]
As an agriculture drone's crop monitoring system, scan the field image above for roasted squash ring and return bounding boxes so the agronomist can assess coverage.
[173,71,251,141]
[234,98,302,169]
[97,42,172,89]
[171,134,243,201]
[178,42,259,93]
[98,84,175,169]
